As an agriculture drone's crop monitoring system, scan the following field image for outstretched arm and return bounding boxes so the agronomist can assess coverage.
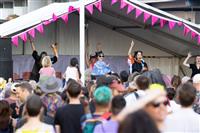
[183,52,192,67]
[128,40,134,56]
[51,43,58,58]
[29,37,36,51]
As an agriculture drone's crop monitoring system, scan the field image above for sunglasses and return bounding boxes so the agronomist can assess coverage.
[150,100,168,108]
[99,55,104,57]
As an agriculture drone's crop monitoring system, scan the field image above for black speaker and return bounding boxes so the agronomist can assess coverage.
[0,38,13,80]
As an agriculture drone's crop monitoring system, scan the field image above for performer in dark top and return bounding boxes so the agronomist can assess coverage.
[128,40,148,74]
[29,38,58,82]
[183,52,200,78]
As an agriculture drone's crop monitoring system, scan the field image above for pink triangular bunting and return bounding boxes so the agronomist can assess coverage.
[61,13,69,23]
[135,8,143,18]
[52,13,58,21]
[111,0,118,5]
[151,15,159,26]
[120,0,127,9]
[43,20,51,26]
[86,4,94,15]
[198,36,200,44]
[178,22,183,27]
[68,6,75,12]
[94,1,102,12]
[19,33,27,42]
[183,26,190,36]
[191,31,197,39]
[12,36,18,46]
[36,24,44,34]
[127,4,134,14]
[28,28,35,38]
[160,19,167,28]
[143,12,151,23]
[168,21,176,30]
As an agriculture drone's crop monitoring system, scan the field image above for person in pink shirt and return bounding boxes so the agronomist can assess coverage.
[39,56,56,77]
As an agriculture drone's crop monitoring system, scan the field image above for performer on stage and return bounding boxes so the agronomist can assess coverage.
[183,52,200,78]
[29,38,58,82]
[128,40,148,74]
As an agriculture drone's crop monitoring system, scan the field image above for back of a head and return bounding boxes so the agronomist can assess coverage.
[42,56,52,67]
[15,82,33,93]
[96,75,110,88]
[70,57,79,67]
[177,83,196,107]
[120,71,129,83]
[26,94,42,117]
[0,100,11,129]
[111,95,126,116]
[136,75,150,90]
[93,86,112,106]
[119,110,160,133]
[67,82,81,98]
[166,87,176,100]
[171,75,181,89]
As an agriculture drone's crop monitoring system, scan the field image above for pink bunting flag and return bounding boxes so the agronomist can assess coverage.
[86,4,94,15]
[178,22,183,27]
[120,0,127,9]
[127,4,134,14]
[61,13,69,23]
[198,36,200,44]
[68,6,75,12]
[94,1,102,12]
[168,21,176,30]
[12,36,18,46]
[52,13,58,21]
[28,28,35,38]
[183,26,190,36]
[151,15,158,26]
[143,12,151,23]
[191,31,197,39]
[111,0,118,5]
[135,8,143,18]
[43,20,51,26]
[160,19,166,28]
[19,32,27,42]
[36,24,44,34]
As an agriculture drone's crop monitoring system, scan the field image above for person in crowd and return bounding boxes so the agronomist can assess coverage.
[165,87,180,113]
[39,56,56,77]
[55,81,84,133]
[192,74,200,114]
[15,82,33,118]
[119,110,160,133]
[165,83,200,132]
[91,51,111,79]
[82,86,112,133]
[120,70,129,88]
[183,52,200,78]
[171,75,181,90]
[124,75,149,106]
[16,94,55,133]
[29,38,58,82]
[63,57,81,84]
[94,95,126,133]
[38,76,64,125]
[181,76,191,84]
[128,40,148,74]
[0,100,13,133]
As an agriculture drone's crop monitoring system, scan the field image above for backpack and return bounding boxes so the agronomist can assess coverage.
[82,112,111,133]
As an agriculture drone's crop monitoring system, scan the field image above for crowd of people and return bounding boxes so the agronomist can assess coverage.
[0,40,200,133]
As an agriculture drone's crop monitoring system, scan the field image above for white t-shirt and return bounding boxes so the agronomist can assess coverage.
[16,123,55,133]
[124,90,145,107]
[64,66,78,82]
[164,108,200,133]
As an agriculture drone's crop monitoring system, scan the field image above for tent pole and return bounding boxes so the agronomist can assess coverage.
[79,2,85,85]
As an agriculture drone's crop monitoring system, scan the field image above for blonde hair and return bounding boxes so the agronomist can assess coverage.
[42,56,52,67]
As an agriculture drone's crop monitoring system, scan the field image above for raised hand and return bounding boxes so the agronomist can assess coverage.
[187,52,192,58]
[131,40,134,47]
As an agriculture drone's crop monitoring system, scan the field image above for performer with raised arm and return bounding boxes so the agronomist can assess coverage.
[183,52,200,78]
[29,38,58,82]
[128,40,148,74]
